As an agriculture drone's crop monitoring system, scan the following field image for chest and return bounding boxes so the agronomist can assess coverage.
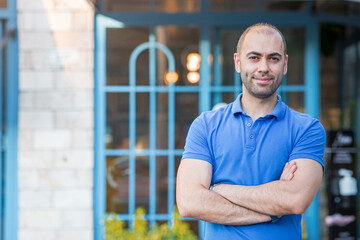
[211,117,293,185]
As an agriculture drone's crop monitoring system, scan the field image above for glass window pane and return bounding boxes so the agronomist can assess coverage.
[107,28,149,86]
[210,0,255,11]
[156,156,168,214]
[136,93,149,149]
[106,93,129,149]
[211,92,235,109]
[260,0,305,11]
[282,28,304,85]
[155,0,200,12]
[104,0,150,12]
[0,0,6,8]
[175,93,198,149]
[136,156,149,212]
[156,26,200,86]
[106,156,129,214]
[281,92,304,113]
[315,1,360,16]
[157,93,168,149]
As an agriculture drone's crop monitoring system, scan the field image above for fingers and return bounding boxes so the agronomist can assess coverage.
[280,161,297,181]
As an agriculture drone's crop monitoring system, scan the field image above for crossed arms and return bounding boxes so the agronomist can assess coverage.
[176,158,323,225]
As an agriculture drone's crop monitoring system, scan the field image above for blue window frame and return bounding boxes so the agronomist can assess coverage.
[94,1,360,239]
[0,0,18,239]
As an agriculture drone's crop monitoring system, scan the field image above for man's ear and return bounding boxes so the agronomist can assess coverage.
[283,54,288,75]
[234,53,241,73]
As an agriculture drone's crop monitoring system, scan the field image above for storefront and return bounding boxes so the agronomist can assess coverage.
[93,1,360,239]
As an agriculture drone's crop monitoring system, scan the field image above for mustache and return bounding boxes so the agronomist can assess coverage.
[252,74,275,79]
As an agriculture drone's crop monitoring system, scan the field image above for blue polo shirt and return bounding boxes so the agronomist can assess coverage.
[182,94,326,240]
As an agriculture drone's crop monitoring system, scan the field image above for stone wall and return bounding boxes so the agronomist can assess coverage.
[17,0,94,239]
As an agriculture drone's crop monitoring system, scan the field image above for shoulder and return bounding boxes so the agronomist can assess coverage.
[194,102,233,128]
[286,108,325,139]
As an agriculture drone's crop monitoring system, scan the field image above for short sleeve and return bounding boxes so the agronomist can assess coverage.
[289,120,326,170]
[182,113,214,165]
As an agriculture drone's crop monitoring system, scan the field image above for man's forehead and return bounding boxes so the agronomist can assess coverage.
[243,29,285,54]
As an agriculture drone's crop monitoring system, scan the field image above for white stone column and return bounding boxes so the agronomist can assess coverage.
[17,0,95,239]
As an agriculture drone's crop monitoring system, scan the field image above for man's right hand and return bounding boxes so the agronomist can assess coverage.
[280,161,297,181]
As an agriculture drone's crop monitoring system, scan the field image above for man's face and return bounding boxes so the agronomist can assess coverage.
[234,30,288,99]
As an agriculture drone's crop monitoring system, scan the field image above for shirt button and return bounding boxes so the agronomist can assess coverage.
[246,123,252,127]
[249,135,254,139]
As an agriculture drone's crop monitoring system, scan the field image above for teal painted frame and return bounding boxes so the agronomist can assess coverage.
[0,0,19,240]
[94,1,360,239]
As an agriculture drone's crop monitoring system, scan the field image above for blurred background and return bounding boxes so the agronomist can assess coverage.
[0,0,359,239]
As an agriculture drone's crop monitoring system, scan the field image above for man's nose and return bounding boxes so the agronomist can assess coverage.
[258,59,269,73]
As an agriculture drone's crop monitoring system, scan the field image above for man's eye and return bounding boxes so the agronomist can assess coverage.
[249,56,258,60]
[270,57,279,61]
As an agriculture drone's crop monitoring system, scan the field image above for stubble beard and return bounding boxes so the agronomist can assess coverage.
[241,72,282,99]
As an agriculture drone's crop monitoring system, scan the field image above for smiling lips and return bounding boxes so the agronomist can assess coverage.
[253,77,273,84]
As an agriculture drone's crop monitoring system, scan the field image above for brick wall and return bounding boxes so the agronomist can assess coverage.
[17,0,94,239]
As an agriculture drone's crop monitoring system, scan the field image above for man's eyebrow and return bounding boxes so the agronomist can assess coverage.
[246,51,262,57]
[268,52,282,58]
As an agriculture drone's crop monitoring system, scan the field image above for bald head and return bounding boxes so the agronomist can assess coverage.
[237,23,287,55]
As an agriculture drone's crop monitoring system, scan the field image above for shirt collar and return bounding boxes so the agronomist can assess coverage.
[231,93,286,120]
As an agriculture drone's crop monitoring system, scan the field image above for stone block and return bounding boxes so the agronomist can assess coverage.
[18,150,54,169]
[72,130,93,148]
[19,190,52,208]
[54,70,94,89]
[19,230,56,240]
[39,169,93,188]
[73,91,93,109]
[62,210,93,228]
[55,110,93,128]
[54,0,93,10]
[73,12,94,31]
[53,189,92,208]
[20,210,61,229]
[20,71,55,90]
[19,170,40,189]
[52,31,94,49]
[19,111,54,129]
[19,92,35,110]
[33,129,71,150]
[53,150,94,169]
[17,0,56,11]
[19,32,55,50]
[18,130,33,150]
[47,49,80,68]
[35,91,73,109]
[58,230,92,240]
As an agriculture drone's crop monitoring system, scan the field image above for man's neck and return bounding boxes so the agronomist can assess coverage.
[240,91,278,122]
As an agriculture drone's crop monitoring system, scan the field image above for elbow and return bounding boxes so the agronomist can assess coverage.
[287,197,311,215]
[176,192,195,218]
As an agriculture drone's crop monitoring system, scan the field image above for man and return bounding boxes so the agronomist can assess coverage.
[176,23,326,239]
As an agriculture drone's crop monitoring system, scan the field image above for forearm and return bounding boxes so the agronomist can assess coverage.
[212,181,297,216]
[177,186,271,225]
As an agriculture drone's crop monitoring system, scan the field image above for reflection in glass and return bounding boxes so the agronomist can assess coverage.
[210,0,255,11]
[106,93,129,149]
[106,28,149,86]
[260,0,305,11]
[156,26,200,86]
[156,157,168,214]
[136,156,149,212]
[175,93,198,149]
[211,92,235,109]
[154,0,200,12]
[106,156,129,214]
[157,93,168,149]
[281,92,304,113]
[0,0,6,8]
[136,93,149,149]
